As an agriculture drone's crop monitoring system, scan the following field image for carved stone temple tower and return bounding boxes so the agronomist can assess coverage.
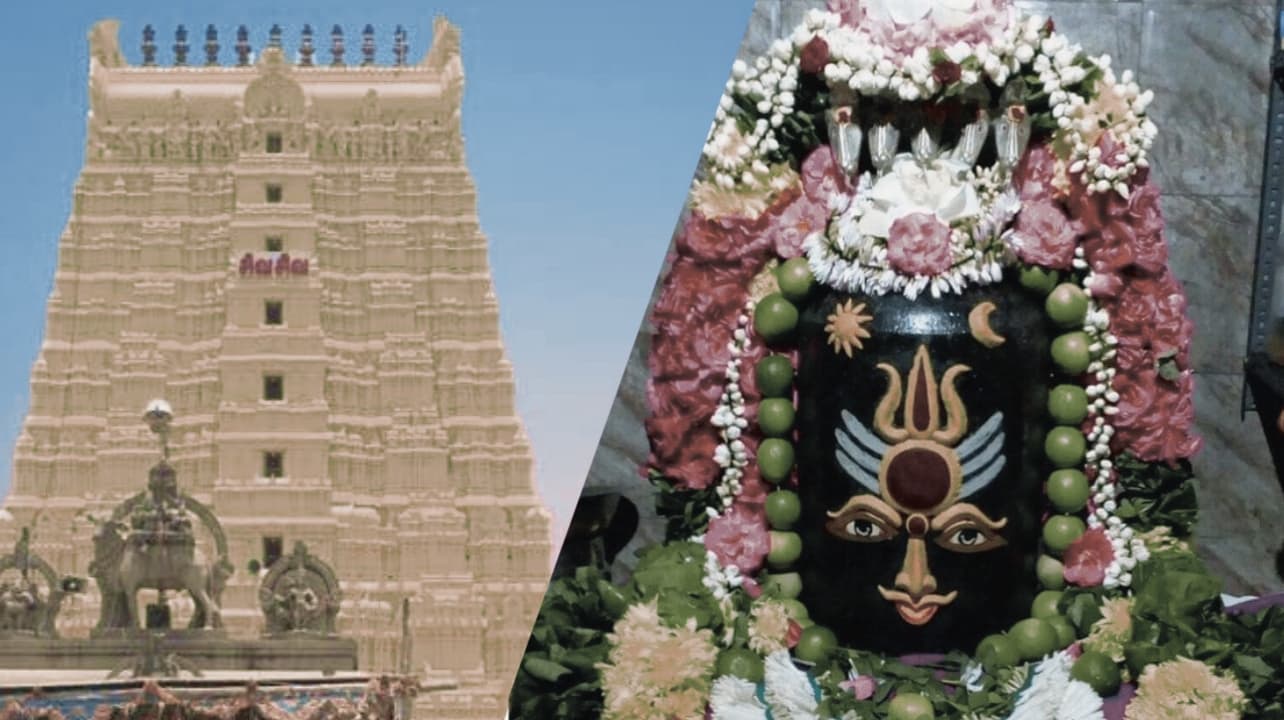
[0,19,551,717]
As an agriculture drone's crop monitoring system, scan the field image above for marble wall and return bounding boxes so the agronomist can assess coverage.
[582,0,1284,594]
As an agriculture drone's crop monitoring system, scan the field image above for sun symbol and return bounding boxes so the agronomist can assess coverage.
[825,299,874,358]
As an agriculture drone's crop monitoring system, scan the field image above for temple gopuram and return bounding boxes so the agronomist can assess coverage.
[0,19,551,719]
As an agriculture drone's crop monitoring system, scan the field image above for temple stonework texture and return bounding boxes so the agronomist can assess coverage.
[0,18,551,717]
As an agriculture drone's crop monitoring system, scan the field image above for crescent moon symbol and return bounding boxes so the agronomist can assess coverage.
[969,301,1006,349]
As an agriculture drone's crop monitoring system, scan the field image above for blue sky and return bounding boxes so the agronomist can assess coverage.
[0,1,753,542]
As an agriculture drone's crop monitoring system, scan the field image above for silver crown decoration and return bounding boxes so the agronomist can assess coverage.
[825,80,1033,181]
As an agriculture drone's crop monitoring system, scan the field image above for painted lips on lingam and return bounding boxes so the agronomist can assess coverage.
[797,285,1048,654]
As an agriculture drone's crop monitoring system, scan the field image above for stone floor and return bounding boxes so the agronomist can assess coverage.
[580,0,1284,595]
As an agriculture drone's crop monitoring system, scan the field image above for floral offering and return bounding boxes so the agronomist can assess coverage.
[510,1,1284,718]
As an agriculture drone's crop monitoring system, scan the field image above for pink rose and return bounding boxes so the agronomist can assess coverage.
[802,145,847,204]
[646,202,787,490]
[760,144,842,259]
[786,619,803,649]
[704,504,771,576]
[827,0,861,26]
[1081,213,1137,273]
[1063,527,1114,587]
[674,208,775,266]
[1069,176,1168,278]
[1112,369,1203,462]
[1100,271,1194,393]
[1123,183,1168,275]
[840,675,877,700]
[1014,142,1065,202]
[830,0,1014,61]
[1110,372,1158,449]
[764,148,844,258]
[1010,199,1081,269]
[1124,272,1193,366]
[886,212,954,276]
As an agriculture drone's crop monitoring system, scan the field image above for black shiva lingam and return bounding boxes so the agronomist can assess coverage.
[796,283,1048,654]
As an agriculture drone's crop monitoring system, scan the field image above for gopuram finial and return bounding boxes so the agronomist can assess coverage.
[203,25,218,65]
[141,25,157,66]
[299,25,315,66]
[235,25,251,66]
[361,24,376,66]
[330,25,345,66]
[173,25,188,66]
[393,26,407,67]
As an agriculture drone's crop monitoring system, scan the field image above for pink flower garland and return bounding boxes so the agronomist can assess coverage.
[826,0,1014,62]
[1010,144,1081,270]
[1063,162,1202,463]
[1014,141,1201,464]
[647,147,843,493]
[648,150,844,573]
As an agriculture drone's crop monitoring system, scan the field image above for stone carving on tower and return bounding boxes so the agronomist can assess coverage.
[0,17,551,717]
[259,541,342,636]
[89,400,233,633]
[0,528,67,637]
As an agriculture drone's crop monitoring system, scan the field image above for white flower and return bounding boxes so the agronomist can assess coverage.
[709,676,768,719]
[1007,652,1106,720]
[945,40,972,64]
[857,154,982,238]
[863,0,936,26]
[962,662,985,692]
[934,0,988,32]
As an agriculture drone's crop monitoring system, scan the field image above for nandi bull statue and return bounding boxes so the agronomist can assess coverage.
[90,400,233,633]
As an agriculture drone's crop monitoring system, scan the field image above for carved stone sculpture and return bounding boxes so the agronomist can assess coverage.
[92,460,234,633]
[259,541,342,636]
[0,528,66,637]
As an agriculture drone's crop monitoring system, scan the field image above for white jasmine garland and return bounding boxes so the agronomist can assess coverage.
[1045,50,1156,196]
[703,11,1154,202]
[804,159,1018,299]
[708,301,756,511]
[1078,263,1149,588]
